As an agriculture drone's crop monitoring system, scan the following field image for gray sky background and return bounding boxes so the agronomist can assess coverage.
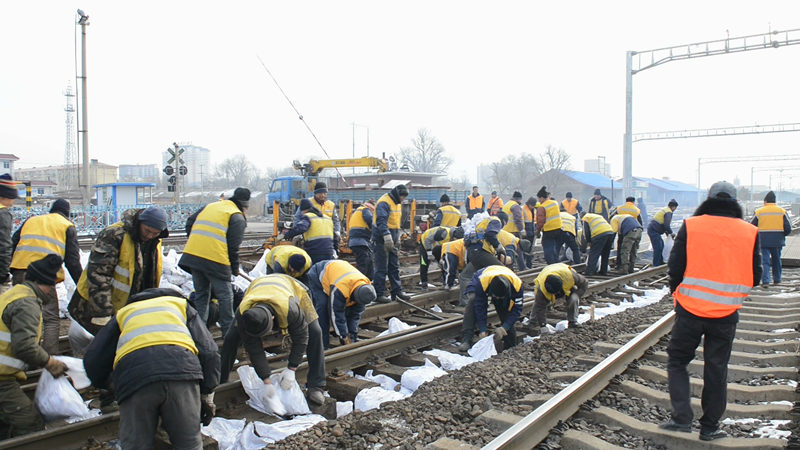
[2,1,800,192]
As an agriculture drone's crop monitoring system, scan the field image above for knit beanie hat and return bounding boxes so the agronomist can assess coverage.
[594,189,602,196]
[707,181,737,200]
[764,191,776,203]
[667,199,678,208]
[352,284,376,306]
[138,206,168,231]
[487,276,510,298]
[0,174,18,199]
[496,211,508,225]
[288,253,307,272]
[537,186,549,199]
[526,196,537,207]
[242,305,273,337]
[433,228,447,242]
[50,198,71,216]
[26,254,63,286]
[231,187,251,209]
[566,192,573,198]
[314,182,328,194]
[440,194,450,203]
[299,198,313,211]
[544,275,564,297]
[512,191,522,200]
[394,184,409,197]
[452,226,464,239]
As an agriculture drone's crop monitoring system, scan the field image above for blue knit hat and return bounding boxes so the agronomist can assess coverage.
[139,206,168,231]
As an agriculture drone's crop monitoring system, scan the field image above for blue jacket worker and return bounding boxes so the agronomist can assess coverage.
[647,199,678,267]
[347,200,375,280]
[265,245,311,285]
[751,191,792,284]
[458,266,523,353]
[285,198,336,264]
[372,184,411,303]
[307,260,376,348]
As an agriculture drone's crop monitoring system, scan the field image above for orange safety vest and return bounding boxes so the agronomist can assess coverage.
[523,205,534,223]
[561,198,579,215]
[673,215,757,319]
[487,197,503,216]
[468,195,483,210]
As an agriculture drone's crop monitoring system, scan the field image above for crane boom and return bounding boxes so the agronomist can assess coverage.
[292,157,388,176]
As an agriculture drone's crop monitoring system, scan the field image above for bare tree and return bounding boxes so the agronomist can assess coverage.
[395,128,452,173]
[536,145,572,194]
[215,154,256,186]
[487,153,542,197]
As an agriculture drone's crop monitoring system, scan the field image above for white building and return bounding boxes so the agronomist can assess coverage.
[0,154,19,177]
[161,145,211,188]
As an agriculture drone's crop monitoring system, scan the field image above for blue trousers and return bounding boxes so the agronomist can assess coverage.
[191,269,234,336]
[541,230,562,264]
[761,246,783,284]
[372,239,401,296]
[648,229,665,266]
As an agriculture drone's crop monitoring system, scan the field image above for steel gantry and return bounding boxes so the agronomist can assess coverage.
[622,28,800,198]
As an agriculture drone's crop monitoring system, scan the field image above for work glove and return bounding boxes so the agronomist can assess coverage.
[200,393,216,426]
[493,327,508,342]
[278,368,297,390]
[495,245,506,258]
[339,335,352,346]
[90,316,112,327]
[262,381,277,400]
[478,331,488,339]
[426,251,434,260]
[292,235,305,247]
[382,234,394,253]
[44,356,68,378]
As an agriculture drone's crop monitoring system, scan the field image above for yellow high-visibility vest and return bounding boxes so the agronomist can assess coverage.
[437,205,461,227]
[240,274,318,334]
[11,213,73,282]
[265,245,311,275]
[183,200,241,266]
[319,260,370,307]
[114,296,197,367]
[534,263,575,302]
[582,213,613,238]
[374,193,402,230]
[0,284,41,380]
[754,203,787,232]
[303,212,334,243]
[537,199,562,232]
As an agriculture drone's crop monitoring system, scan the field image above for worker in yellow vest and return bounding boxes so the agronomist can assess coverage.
[180,188,249,337]
[372,185,411,303]
[265,245,311,283]
[0,174,19,295]
[558,209,582,265]
[419,226,456,289]
[433,194,462,228]
[432,238,466,290]
[307,260,376,348]
[646,199,678,267]
[501,191,525,237]
[497,229,530,271]
[294,182,342,251]
[69,207,168,336]
[486,191,504,216]
[530,263,588,333]
[751,191,792,284]
[535,186,563,264]
[465,186,485,219]
[458,266,523,352]
[83,288,220,448]
[610,213,643,274]
[580,212,614,276]
[219,274,327,405]
[347,199,375,280]
[285,198,336,264]
[10,199,82,354]
[588,189,613,220]
[522,197,537,269]
[617,196,642,224]
[0,255,69,437]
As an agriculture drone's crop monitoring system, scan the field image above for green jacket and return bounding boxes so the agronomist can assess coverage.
[0,282,50,379]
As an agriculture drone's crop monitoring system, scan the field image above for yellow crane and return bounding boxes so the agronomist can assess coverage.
[292,157,388,177]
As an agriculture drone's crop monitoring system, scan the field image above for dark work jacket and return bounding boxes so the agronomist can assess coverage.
[179,206,247,278]
[750,212,792,248]
[0,208,12,281]
[83,288,220,403]
[12,214,83,283]
[348,208,373,247]
[667,199,761,324]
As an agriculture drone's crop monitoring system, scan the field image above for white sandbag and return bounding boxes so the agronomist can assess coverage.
[202,417,246,450]
[253,414,326,443]
[377,317,416,337]
[400,359,447,392]
[337,401,354,418]
[34,370,94,422]
[431,304,443,313]
[233,421,272,450]
[354,386,407,411]
[662,235,674,262]
[55,355,91,389]
[355,369,400,391]
[463,212,489,237]
[468,335,497,361]
[67,319,93,358]
[249,250,269,278]
[236,366,311,416]
[423,349,476,371]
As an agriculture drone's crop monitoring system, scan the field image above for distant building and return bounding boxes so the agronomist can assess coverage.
[0,154,19,177]
[161,145,210,188]
[583,158,611,177]
[119,164,159,182]
[15,159,117,190]
[529,170,623,205]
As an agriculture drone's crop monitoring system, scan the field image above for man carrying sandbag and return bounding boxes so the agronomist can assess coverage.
[0,255,68,437]
[219,274,327,405]
[83,287,220,449]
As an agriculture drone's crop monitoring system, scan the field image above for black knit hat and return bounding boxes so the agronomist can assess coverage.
[512,191,522,200]
[288,254,307,272]
[50,198,71,216]
[544,275,564,297]
[526,196,537,206]
[487,276,510,298]
[433,228,447,241]
[242,305,273,337]
[765,191,776,203]
[26,254,63,286]
[594,189,601,196]
[536,186,549,199]
[565,192,573,198]
[231,187,251,209]
[299,198,313,211]
[352,284,376,306]
[667,199,678,208]
[314,182,328,194]
[394,184,409,197]
[440,194,450,203]
[0,174,18,200]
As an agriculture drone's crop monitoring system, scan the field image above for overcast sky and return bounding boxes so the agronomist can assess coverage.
[3,1,800,192]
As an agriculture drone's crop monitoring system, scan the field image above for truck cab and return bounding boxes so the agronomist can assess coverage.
[267,176,308,209]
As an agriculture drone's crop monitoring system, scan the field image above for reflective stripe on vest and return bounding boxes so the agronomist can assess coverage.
[438,205,461,227]
[583,213,612,238]
[755,204,787,232]
[653,206,671,225]
[560,212,576,236]
[474,217,501,254]
[478,266,522,308]
[487,197,503,215]
[320,260,369,306]
[610,214,634,233]
[591,199,609,215]
[240,274,318,334]
[497,230,519,248]
[349,206,371,232]
[311,198,335,219]
[501,201,520,233]
[374,193,401,229]
[304,213,334,242]
[114,296,197,367]
[561,199,578,215]
[617,202,640,219]
[266,245,311,275]
[0,285,41,380]
[443,239,466,270]
[10,213,73,282]
[468,195,483,210]
[533,263,575,302]
[673,215,758,318]
[538,199,562,232]
[77,222,163,312]
[183,200,241,266]
[422,226,451,250]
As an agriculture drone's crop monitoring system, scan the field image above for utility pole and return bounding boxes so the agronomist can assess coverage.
[77,10,91,204]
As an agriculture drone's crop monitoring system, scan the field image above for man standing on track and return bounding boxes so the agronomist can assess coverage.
[347,199,375,280]
[465,186,485,219]
[486,191,503,217]
[751,191,791,285]
[660,181,761,441]
[647,199,678,267]
[372,184,411,304]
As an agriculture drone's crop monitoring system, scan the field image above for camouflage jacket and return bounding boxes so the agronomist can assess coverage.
[82,209,164,317]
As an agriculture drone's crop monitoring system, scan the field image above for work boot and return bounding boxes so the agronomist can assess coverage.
[393,291,411,301]
[457,340,471,353]
[99,389,119,414]
[307,387,325,406]
[416,282,429,290]
[699,429,727,441]
[659,420,691,433]
[375,295,392,304]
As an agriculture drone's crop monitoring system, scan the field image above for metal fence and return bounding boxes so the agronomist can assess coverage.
[10,204,205,235]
